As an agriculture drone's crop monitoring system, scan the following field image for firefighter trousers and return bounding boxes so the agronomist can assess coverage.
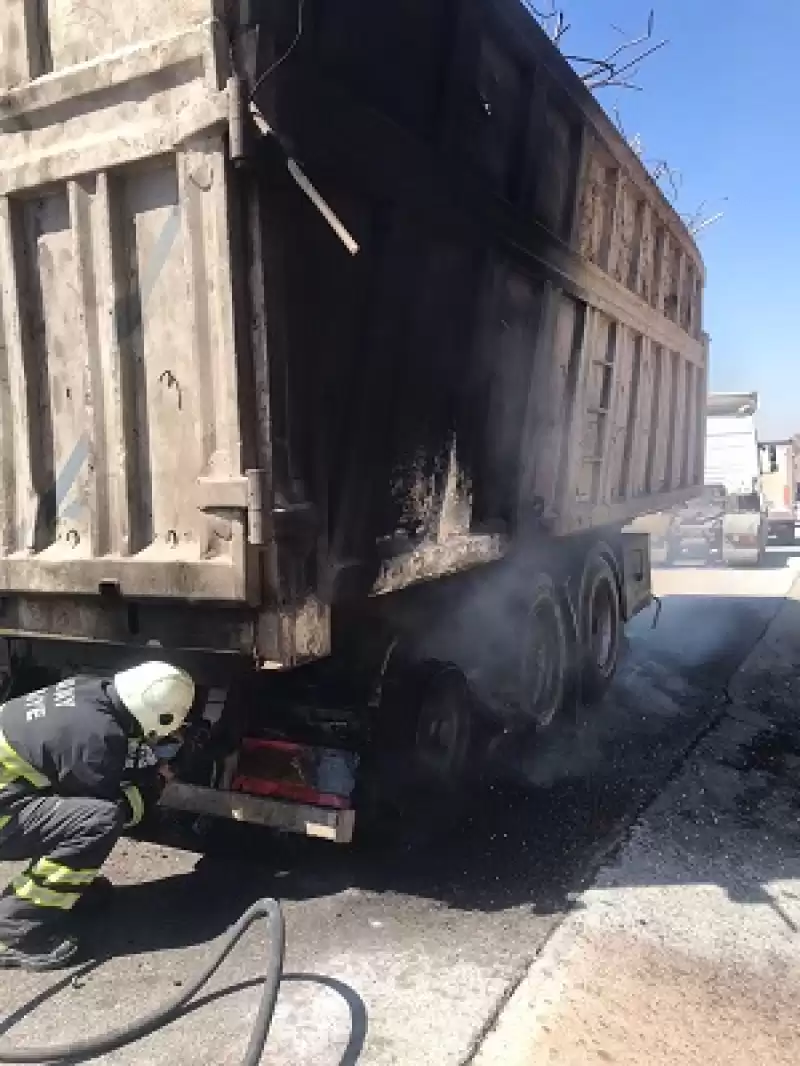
[0,794,125,944]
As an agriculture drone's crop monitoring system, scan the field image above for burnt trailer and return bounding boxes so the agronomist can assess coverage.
[0,0,707,842]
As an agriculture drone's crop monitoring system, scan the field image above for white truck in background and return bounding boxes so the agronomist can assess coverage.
[645,392,767,567]
[758,439,797,546]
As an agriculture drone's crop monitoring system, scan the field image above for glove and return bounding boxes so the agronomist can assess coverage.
[125,739,159,772]
[121,742,166,827]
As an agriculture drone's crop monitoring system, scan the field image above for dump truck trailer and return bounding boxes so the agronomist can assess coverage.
[759,439,797,546]
[0,0,707,842]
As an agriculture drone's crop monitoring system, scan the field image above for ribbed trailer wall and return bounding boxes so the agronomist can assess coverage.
[0,0,707,665]
[0,4,248,602]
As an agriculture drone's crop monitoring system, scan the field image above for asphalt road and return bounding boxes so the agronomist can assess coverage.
[476,561,800,1066]
[1,549,798,1066]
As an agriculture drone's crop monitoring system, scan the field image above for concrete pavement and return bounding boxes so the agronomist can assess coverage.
[0,556,796,1064]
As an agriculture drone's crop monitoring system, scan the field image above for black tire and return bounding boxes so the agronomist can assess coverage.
[579,547,623,705]
[355,661,474,850]
[518,574,569,731]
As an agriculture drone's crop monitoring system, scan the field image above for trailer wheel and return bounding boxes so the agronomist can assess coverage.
[520,575,569,730]
[412,663,474,789]
[355,661,474,849]
[579,549,622,705]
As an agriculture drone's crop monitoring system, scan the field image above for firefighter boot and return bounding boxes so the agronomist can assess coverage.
[0,929,79,971]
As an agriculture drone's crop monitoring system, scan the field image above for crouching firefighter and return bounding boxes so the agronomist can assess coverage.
[0,661,195,970]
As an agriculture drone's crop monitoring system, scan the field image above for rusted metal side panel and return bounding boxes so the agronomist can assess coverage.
[0,4,249,601]
[629,339,656,499]
[601,324,635,508]
[648,345,671,494]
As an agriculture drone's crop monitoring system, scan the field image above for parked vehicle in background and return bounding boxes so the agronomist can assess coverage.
[638,392,767,567]
[759,439,797,545]
[0,0,708,842]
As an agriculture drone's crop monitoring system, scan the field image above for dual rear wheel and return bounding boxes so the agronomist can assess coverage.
[518,548,623,733]
[410,549,624,776]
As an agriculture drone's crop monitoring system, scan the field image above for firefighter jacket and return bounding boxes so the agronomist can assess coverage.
[0,676,163,830]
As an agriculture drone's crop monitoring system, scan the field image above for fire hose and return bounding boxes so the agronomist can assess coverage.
[0,897,285,1065]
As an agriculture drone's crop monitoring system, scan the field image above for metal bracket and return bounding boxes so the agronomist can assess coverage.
[245,468,270,546]
[196,473,316,547]
[195,471,271,545]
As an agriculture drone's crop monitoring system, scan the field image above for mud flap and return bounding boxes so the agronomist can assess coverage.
[620,531,652,621]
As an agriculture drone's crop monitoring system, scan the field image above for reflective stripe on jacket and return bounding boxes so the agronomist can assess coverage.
[0,677,157,821]
[0,727,50,805]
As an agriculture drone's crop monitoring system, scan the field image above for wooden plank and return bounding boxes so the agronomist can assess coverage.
[669,353,687,490]
[627,196,647,296]
[611,179,635,289]
[542,287,577,509]
[517,282,559,510]
[694,361,707,485]
[633,339,655,497]
[651,224,668,314]
[618,332,644,500]
[557,302,592,526]
[566,123,590,249]
[603,170,625,278]
[648,345,669,492]
[161,781,356,844]
[576,143,605,265]
[636,202,655,305]
[682,361,696,488]
[600,323,633,506]
[673,250,686,331]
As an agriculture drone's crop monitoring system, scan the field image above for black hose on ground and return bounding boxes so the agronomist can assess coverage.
[0,897,285,1066]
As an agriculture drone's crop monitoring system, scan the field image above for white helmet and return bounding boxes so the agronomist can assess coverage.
[113,661,195,740]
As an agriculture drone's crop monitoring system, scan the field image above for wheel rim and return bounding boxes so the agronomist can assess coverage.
[523,599,564,729]
[589,576,617,676]
[414,670,470,786]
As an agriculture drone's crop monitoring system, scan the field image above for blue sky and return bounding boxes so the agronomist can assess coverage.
[559,0,794,439]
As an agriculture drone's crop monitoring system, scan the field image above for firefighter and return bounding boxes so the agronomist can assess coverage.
[0,660,195,971]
